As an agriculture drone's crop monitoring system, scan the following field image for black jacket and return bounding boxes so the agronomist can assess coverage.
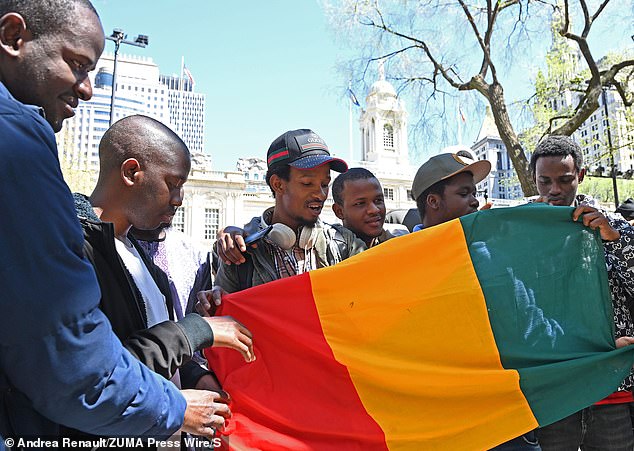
[73,194,213,385]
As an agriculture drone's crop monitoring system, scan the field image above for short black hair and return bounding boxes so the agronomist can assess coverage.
[265,164,291,197]
[415,178,451,221]
[530,135,583,178]
[0,0,99,38]
[331,167,378,205]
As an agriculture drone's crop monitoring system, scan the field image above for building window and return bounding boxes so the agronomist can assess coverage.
[171,208,185,232]
[406,189,413,200]
[383,124,394,150]
[204,208,220,240]
[383,187,394,200]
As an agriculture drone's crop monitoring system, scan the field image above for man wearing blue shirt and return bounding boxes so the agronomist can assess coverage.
[0,0,208,443]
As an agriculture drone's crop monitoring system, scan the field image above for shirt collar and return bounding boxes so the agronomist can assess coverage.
[0,81,46,119]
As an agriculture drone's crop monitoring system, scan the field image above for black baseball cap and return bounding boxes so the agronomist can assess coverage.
[616,198,634,220]
[266,129,348,173]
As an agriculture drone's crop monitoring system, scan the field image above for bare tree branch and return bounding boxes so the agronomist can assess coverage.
[359,17,472,91]
[604,60,634,107]
[590,0,611,28]
[498,0,520,12]
[547,112,577,134]
[576,0,592,37]
[457,0,497,81]
[332,0,630,196]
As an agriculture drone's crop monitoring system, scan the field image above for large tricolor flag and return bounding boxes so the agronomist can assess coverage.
[207,204,634,450]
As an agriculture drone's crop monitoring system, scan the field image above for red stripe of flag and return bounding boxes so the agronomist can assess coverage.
[206,274,387,450]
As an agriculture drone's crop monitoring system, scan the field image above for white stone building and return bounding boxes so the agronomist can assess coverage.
[541,6,634,175]
[58,55,419,248]
[177,70,419,248]
[357,66,416,209]
[159,74,206,155]
[471,107,523,201]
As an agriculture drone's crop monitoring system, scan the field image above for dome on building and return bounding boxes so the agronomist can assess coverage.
[368,79,397,98]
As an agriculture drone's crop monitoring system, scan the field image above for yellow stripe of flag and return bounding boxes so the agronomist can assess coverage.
[310,219,538,449]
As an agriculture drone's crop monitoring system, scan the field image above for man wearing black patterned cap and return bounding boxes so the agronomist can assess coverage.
[212,129,366,293]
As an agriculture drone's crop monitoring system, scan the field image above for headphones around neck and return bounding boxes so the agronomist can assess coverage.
[262,220,320,251]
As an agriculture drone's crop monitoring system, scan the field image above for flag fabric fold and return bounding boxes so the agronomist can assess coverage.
[207,204,634,450]
[184,65,195,88]
[459,105,467,123]
[347,88,360,107]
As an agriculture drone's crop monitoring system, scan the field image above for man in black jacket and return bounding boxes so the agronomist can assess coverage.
[73,115,255,438]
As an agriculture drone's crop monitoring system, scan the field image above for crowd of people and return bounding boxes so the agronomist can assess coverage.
[1,0,634,450]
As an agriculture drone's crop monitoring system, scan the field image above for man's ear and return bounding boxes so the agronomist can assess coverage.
[332,203,344,220]
[426,193,441,211]
[0,13,29,57]
[270,174,285,197]
[121,158,141,186]
[578,167,586,184]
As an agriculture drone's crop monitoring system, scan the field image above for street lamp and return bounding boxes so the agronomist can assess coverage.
[105,29,149,126]
[602,87,619,208]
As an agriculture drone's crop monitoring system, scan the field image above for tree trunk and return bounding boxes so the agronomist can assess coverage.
[487,82,538,196]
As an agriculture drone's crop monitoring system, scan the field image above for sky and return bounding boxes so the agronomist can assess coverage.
[93,0,633,172]
[94,0,361,171]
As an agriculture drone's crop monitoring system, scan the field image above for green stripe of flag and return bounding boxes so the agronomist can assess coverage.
[461,204,634,425]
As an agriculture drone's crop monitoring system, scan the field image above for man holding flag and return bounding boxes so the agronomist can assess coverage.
[410,152,547,450]
[531,135,634,450]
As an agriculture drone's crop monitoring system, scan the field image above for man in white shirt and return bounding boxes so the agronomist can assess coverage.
[73,114,254,440]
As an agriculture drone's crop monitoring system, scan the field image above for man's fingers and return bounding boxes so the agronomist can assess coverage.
[616,336,634,348]
[234,234,247,253]
[580,214,603,231]
[195,303,209,317]
[181,389,233,439]
[217,235,232,262]
[207,316,256,362]
[195,291,213,317]
[223,245,246,265]
[210,401,231,418]
[224,330,255,362]
[236,333,255,362]
[572,208,620,240]
[235,318,253,338]
[197,426,217,440]
[211,287,225,306]
[572,205,597,221]
[215,390,231,404]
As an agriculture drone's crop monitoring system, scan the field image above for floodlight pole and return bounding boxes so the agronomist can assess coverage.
[106,29,149,126]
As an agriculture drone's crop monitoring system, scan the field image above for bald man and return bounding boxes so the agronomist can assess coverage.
[72,115,254,439]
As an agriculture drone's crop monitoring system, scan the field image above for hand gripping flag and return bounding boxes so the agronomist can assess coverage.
[206,204,634,450]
